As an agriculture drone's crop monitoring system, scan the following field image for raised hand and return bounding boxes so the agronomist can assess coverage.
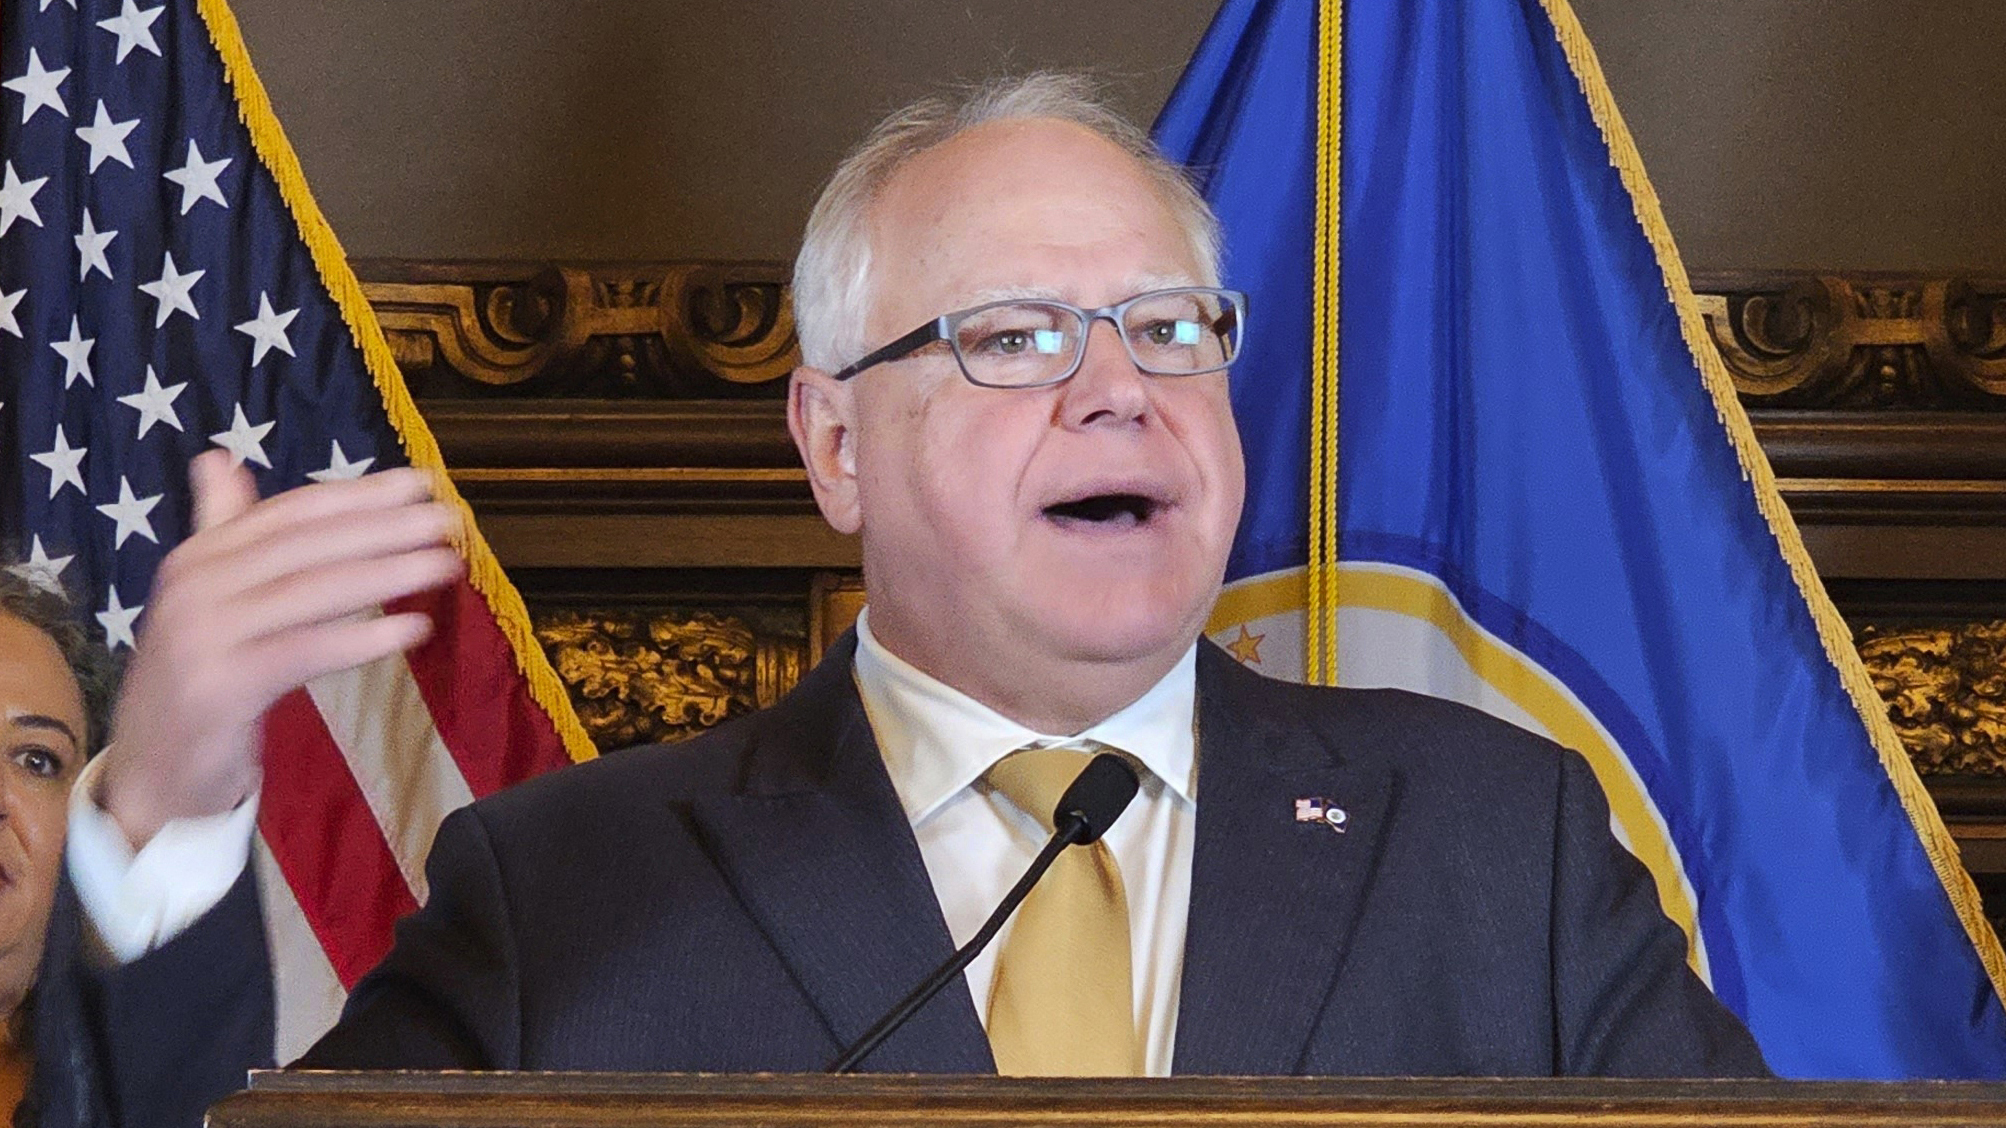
[96,450,464,850]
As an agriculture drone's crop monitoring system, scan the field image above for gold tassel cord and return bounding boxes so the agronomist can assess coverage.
[191,0,598,765]
[1536,0,2006,1000]
[1307,0,1344,687]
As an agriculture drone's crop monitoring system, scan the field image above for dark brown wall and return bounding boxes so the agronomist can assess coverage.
[229,1,2006,272]
[1576,0,2006,272]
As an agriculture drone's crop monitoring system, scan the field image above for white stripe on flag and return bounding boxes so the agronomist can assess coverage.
[254,838,349,1063]
[303,652,476,904]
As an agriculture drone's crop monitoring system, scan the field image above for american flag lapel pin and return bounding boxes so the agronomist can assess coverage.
[1294,797,1347,834]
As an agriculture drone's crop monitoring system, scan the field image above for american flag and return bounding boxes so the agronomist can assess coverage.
[0,0,592,1057]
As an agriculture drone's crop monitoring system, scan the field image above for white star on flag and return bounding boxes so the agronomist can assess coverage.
[3,49,69,124]
[50,316,94,388]
[75,209,116,281]
[307,440,376,483]
[75,101,139,172]
[39,0,80,10]
[117,365,187,439]
[138,251,203,326]
[95,476,163,548]
[7,536,74,596]
[209,404,276,468]
[163,139,231,215]
[0,287,23,338]
[96,588,143,651]
[29,425,87,499]
[234,291,298,363]
[96,0,166,64]
[0,160,48,236]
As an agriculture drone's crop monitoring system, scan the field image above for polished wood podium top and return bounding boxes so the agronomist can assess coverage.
[209,1072,2006,1127]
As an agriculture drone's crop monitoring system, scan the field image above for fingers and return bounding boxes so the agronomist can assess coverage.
[242,612,436,695]
[145,465,462,723]
[167,495,460,603]
[181,462,442,567]
[232,547,464,643]
[158,457,457,624]
[189,448,261,531]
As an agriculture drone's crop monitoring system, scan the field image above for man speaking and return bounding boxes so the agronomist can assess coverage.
[40,75,1764,1124]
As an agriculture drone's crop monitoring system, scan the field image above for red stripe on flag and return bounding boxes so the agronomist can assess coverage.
[388,579,575,798]
[259,688,419,989]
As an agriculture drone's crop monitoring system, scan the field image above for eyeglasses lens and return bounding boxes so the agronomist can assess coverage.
[949,290,1242,388]
[1122,290,1239,374]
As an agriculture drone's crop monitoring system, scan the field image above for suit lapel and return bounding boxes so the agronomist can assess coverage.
[1173,643,1400,1075]
[691,633,995,1074]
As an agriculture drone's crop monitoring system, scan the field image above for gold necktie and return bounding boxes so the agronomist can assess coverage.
[981,744,1141,1076]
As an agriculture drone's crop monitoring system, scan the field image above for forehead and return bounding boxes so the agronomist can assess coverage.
[0,612,86,735]
[865,118,1201,318]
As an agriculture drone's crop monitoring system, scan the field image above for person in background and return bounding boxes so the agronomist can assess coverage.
[0,568,115,1120]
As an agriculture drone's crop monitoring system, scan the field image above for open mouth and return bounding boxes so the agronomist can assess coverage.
[1041,492,1163,529]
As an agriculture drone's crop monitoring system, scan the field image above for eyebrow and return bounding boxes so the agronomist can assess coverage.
[959,274,1206,309]
[1126,271,1204,294]
[9,714,80,749]
[961,284,1067,306]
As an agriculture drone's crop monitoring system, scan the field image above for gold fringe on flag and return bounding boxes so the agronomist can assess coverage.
[190,0,599,765]
[1536,0,2006,1001]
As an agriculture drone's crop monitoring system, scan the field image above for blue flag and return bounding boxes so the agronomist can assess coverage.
[1157,0,2006,1079]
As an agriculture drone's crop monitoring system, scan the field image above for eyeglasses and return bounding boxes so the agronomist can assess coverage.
[831,286,1247,389]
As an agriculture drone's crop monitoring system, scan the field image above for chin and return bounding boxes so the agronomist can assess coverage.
[1028,586,1208,667]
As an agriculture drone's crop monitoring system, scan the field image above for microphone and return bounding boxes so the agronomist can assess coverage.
[825,751,1141,1073]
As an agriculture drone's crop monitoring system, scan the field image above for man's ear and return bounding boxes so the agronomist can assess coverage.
[787,366,862,534]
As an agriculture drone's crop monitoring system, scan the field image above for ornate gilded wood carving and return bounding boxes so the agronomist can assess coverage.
[532,608,803,751]
[358,260,797,398]
[1858,621,2006,777]
[525,580,2006,783]
[1692,273,2006,408]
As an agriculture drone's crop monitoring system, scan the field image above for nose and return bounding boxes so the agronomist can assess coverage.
[1057,316,1152,430]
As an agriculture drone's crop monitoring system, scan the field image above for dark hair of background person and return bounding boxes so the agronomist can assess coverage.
[0,568,118,761]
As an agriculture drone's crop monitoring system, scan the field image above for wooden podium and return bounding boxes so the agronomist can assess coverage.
[208,1073,2006,1126]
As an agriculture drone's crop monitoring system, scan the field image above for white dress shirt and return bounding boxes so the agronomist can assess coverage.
[67,610,1201,1074]
[853,608,1197,1076]
[66,751,262,962]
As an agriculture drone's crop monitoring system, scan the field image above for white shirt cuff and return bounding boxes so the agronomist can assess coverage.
[65,751,260,964]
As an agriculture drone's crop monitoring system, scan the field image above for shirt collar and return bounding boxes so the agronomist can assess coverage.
[853,607,1198,826]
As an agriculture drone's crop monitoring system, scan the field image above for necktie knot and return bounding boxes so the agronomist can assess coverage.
[984,745,1097,834]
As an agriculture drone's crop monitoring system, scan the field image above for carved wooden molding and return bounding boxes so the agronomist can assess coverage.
[354,261,2006,411]
[1691,271,2006,409]
[357,259,796,398]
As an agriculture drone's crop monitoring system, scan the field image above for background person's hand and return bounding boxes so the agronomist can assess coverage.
[97,450,464,850]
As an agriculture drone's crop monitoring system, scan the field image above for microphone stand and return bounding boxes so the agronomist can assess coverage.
[825,812,1089,1074]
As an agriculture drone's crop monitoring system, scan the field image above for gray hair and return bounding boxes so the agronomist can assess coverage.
[792,72,1224,372]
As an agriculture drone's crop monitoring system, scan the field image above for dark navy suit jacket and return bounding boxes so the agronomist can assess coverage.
[31,632,1764,1126]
